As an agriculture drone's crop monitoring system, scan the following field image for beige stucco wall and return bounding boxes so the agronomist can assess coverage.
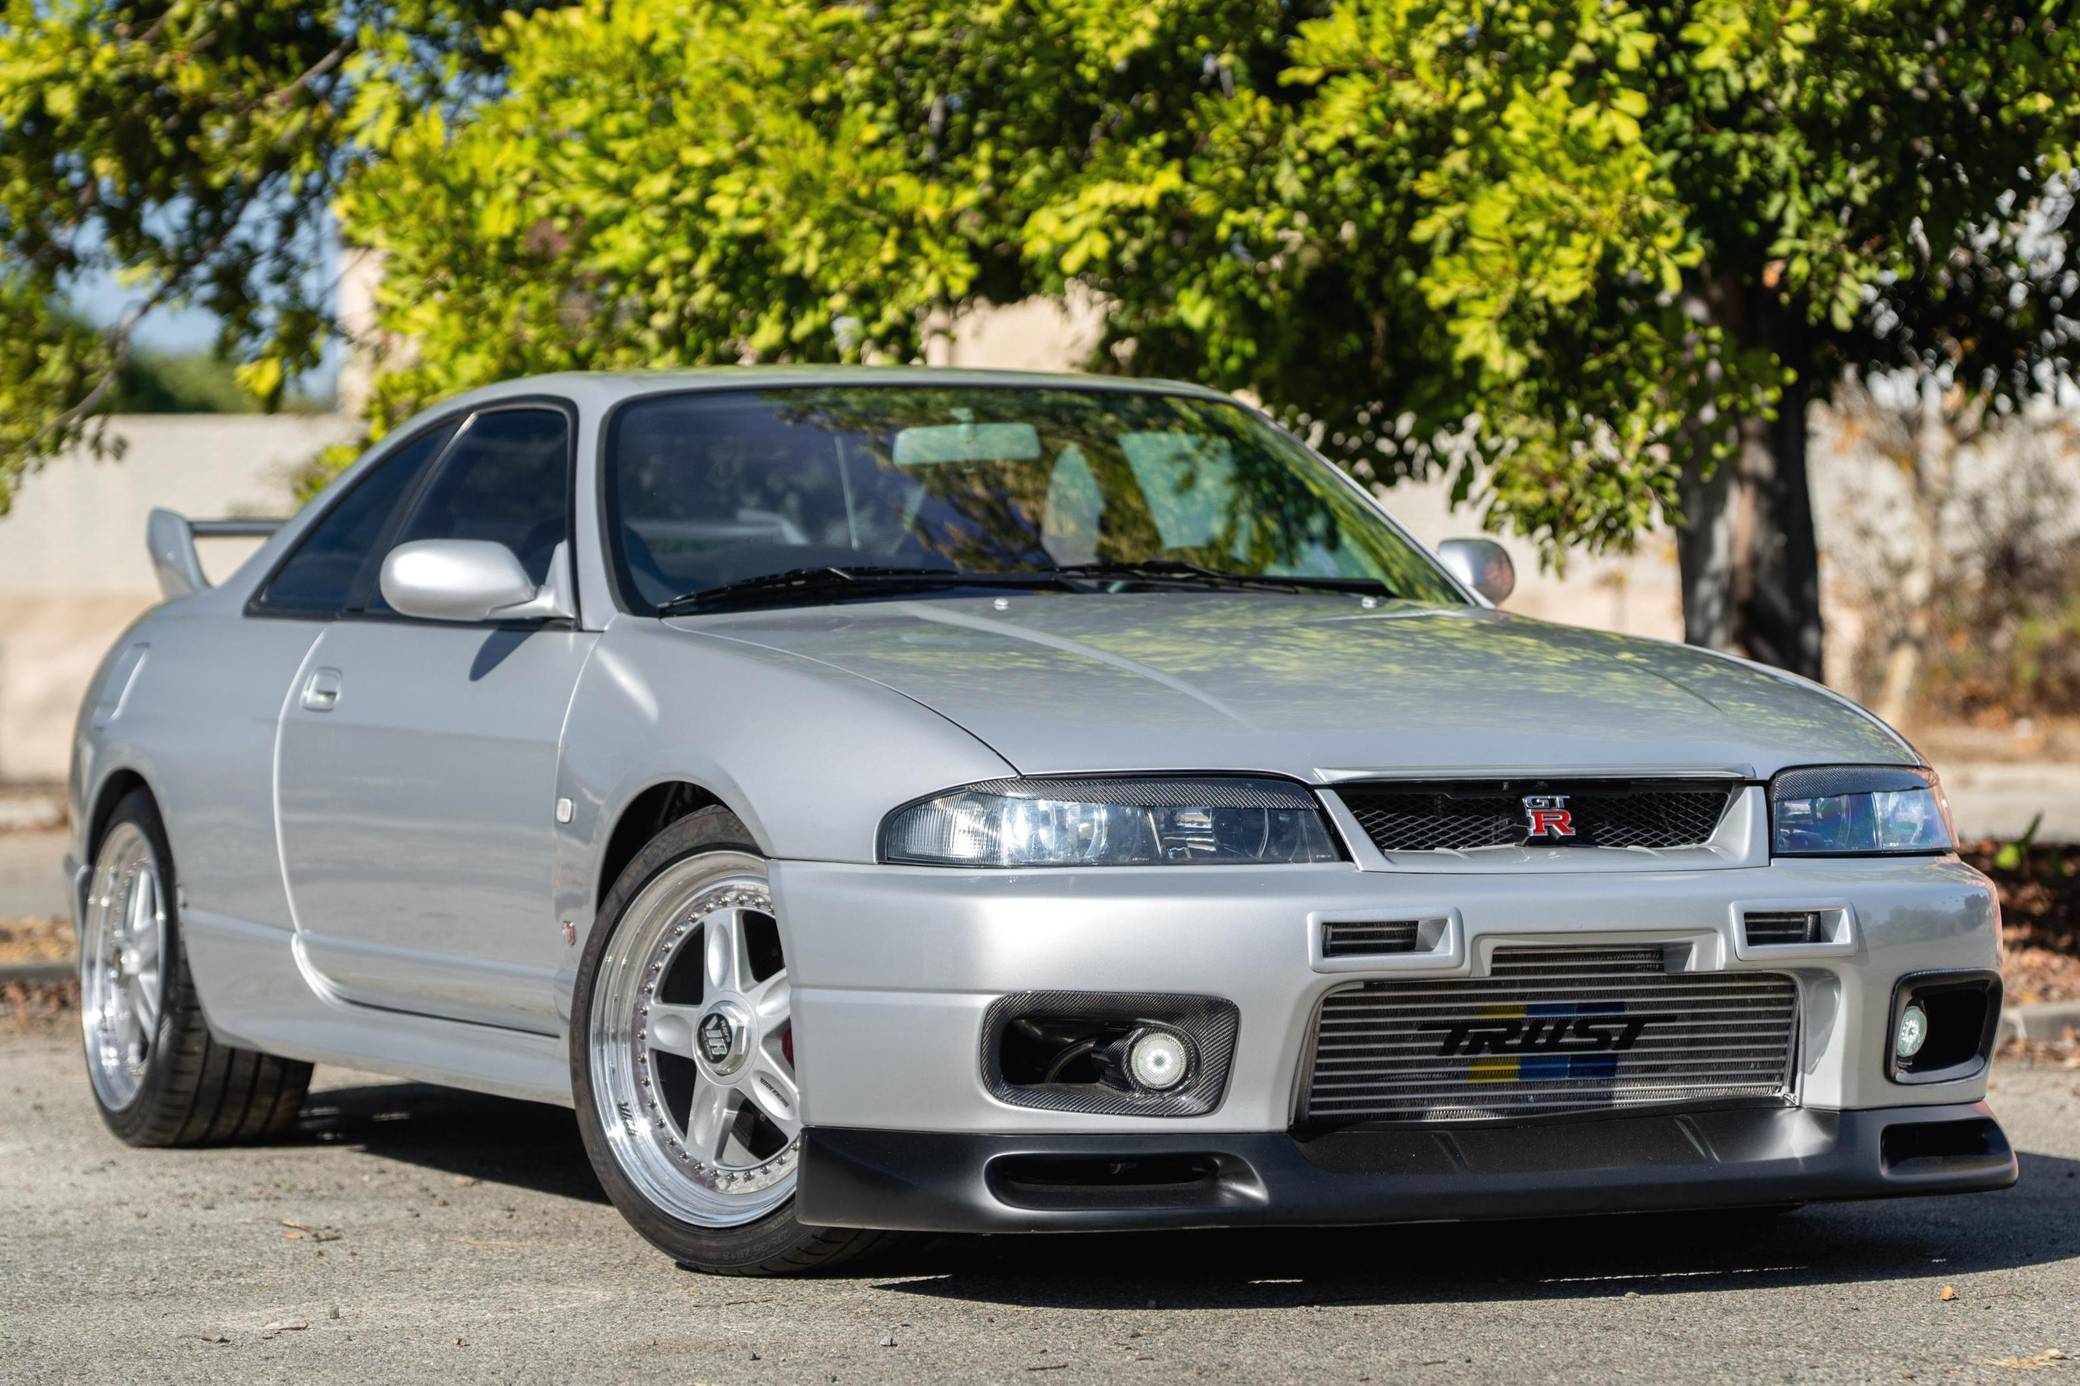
[0,414,360,782]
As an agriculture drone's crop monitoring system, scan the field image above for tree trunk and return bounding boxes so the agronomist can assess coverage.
[1676,281,1826,681]
[1871,378,1951,723]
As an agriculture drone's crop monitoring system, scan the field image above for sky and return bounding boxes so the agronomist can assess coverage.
[63,205,345,392]
[67,269,344,397]
[69,269,223,352]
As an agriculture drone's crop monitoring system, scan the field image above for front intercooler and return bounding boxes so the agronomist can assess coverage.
[1301,946,1800,1123]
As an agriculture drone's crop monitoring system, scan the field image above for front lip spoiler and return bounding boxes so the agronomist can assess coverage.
[796,1102,2017,1234]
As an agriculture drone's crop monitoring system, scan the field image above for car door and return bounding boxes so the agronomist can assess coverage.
[276,402,598,1033]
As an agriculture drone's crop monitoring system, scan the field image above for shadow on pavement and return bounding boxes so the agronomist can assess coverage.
[873,1150,2080,1307]
[291,1081,608,1204]
[283,1081,2080,1305]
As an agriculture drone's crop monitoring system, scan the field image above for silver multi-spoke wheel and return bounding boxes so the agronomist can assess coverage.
[590,852,800,1228]
[81,821,166,1111]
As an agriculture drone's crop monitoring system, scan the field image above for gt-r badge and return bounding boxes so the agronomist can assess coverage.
[1523,794,1576,838]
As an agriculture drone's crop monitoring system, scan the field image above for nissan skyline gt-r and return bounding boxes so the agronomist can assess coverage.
[70,368,2015,1275]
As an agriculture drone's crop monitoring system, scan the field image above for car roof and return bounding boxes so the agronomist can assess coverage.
[423,365,1237,418]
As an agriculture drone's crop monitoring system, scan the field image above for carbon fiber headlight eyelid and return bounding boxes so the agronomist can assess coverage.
[952,776,1320,809]
[1771,765,1935,800]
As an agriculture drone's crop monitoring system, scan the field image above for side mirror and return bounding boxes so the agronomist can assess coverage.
[380,539,575,623]
[1437,537,1516,606]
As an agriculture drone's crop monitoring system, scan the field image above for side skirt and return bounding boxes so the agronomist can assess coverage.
[180,907,574,1107]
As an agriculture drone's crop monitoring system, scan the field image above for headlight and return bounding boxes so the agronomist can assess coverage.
[1768,765,1955,857]
[881,776,1342,867]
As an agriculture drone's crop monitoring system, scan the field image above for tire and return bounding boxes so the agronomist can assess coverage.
[80,789,313,1145]
[571,805,890,1275]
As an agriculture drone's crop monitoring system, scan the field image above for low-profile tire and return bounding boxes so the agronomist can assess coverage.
[571,805,890,1275]
[80,789,312,1145]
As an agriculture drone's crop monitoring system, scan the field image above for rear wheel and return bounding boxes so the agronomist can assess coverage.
[571,806,888,1275]
[81,789,312,1144]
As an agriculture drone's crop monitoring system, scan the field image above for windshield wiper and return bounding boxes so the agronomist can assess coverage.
[1050,560,1397,598]
[659,560,1399,615]
[657,566,1077,615]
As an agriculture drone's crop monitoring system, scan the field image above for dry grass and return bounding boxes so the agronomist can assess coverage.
[0,915,72,964]
[1,916,74,1033]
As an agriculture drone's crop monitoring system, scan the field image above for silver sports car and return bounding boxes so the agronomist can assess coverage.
[71,368,2014,1274]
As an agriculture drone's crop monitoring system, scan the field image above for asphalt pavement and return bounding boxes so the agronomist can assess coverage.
[2,1034,2076,1385]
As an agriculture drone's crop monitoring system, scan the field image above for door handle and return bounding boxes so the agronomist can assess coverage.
[301,667,343,712]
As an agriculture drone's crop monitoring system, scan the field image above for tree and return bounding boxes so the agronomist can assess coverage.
[308,0,1080,485]
[0,0,533,512]
[17,1,2078,680]
[330,0,2080,678]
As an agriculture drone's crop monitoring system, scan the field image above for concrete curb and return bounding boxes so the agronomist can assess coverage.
[2000,999,2080,1046]
[0,961,73,986]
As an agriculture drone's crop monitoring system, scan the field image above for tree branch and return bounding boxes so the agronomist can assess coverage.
[19,205,256,458]
[252,34,360,114]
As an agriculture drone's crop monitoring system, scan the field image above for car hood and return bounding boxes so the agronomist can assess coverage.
[669,592,1912,780]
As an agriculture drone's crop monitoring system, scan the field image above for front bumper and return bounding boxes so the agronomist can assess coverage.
[775,820,2014,1233]
[774,855,2005,1132]
[797,1101,2017,1233]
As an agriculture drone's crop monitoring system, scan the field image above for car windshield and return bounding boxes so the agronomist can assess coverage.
[604,385,1466,612]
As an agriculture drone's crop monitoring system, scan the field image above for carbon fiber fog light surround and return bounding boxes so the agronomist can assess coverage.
[981,992,1240,1118]
[1886,971,2002,1084]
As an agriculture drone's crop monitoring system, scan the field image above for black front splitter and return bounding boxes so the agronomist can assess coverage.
[795,1102,2017,1234]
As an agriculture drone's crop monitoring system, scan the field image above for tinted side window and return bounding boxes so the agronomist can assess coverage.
[255,423,456,615]
[373,408,571,612]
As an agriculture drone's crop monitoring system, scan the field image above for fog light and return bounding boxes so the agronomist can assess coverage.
[1126,1029,1190,1092]
[1896,1002,1930,1061]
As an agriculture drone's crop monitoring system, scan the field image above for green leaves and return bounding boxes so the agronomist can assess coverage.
[0,0,527,506]
[11,0,2077,569]
[328,0,2080,561]
[334,0,1006,434]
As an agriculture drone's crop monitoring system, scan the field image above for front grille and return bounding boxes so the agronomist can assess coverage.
[1322,920,1422,957]
[1302,946,1799,1123]
[1336,778,1737,853]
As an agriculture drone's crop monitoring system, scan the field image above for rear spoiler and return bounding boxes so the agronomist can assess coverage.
[146,508,285,599]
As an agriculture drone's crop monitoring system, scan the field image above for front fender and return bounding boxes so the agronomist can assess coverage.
[551,618,1015,953]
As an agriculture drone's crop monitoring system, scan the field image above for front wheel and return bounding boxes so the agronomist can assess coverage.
[571,806,887,1275]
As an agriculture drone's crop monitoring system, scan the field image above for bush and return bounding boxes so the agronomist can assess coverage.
[107,349,259,414]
